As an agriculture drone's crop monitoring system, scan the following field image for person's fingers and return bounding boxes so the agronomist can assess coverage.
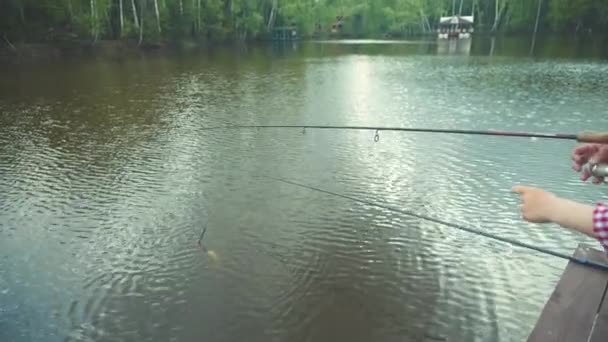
[573,144,599,159]
[572,145,603,173]
[572,154,587,165]
[592,146,608,165]
[512,185,530,194]
[573,152,588,163]
[573,155,591,171]
[572,145,599,169]
[593,176,604,184]
[581,169,592,181]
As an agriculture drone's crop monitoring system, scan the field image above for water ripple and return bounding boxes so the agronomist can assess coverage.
[1,42,607,342]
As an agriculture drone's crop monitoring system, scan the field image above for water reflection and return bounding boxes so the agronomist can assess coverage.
[301,35,608,60]
[437,39,473,55]
[1,36,608,342]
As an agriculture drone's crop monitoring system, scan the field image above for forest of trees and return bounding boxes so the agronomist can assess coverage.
[1,0,607,46]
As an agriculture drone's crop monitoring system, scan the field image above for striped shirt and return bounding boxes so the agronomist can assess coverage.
[593,203,608,253]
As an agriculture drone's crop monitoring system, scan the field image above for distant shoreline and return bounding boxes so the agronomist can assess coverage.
[0,34,509,58]
[0,36,430,60]
[0,39,207,60]
[2,33,606,62]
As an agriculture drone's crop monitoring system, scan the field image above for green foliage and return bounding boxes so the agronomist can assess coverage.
[1,0,607,45]
[548,0,605,31]
[506,0,537,30]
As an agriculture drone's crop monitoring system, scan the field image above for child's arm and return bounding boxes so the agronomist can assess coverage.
[512,186,607,252]
[550,197,595,238]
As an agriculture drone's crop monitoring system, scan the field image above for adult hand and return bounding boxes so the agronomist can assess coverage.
[572,144,608,183]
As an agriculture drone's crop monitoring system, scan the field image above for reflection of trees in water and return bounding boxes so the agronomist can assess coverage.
[0,55,183,173]
[301,41,438,57]
[472,35,608,59]
[437,39,473,55]
[7,42,599,341]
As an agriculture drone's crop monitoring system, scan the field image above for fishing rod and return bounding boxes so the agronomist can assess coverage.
[206,124,608,177]
[263,175,608,271]
[202,125,608,144]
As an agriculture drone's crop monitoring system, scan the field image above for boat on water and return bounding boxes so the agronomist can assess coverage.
[437,15,474,40]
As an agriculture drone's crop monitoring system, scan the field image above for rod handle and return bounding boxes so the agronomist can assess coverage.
[577,132,608,144]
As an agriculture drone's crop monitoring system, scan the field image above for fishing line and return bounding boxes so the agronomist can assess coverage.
[198,225,207,251]
[198,223,219,261]
[201,124,608,143]
[197,203,219,261]
[263,175,608,271]
[199,124,608,265]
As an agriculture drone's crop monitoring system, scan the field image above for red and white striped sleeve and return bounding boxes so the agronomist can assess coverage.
[593,203,608,253]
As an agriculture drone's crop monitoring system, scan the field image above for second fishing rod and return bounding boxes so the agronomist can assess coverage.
[261,175,608,271]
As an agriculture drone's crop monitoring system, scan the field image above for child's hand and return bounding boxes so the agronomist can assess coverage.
[572,144,608,183]
[512,186,558,223]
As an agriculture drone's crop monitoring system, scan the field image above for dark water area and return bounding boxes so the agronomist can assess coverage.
[1,35,608,342]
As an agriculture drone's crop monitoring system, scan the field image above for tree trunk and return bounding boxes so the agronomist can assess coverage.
[423,12,431,32]
[153,0,161,33]
[19,0,25,24]
[91,0,98,42]
[94,0,99,43]
[131,0,140,29]
[451,0,456,15]
[491,0,507,32]
[192,0,196,32]
[179,0,183,16]
[197,0,201,33]
[224,0,232,30]
[267,0,277,31]
[532,0,542,36]
[67,0,73,20]
[530,0,542,55]
[119,0,124,36]
[419,8,430,33]
[476,0,483,25]
[139,6,144,45]
[90,0,94,27]
[459,0,464,16]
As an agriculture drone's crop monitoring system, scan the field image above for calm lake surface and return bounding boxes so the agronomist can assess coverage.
[1,36,608,342]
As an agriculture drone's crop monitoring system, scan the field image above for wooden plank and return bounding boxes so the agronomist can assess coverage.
[590,279,608,342]
[528,244,608,342]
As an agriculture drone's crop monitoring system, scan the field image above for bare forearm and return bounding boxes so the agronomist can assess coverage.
[551,198,596,239]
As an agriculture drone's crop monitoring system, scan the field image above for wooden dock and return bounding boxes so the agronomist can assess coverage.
[528,244,608,342]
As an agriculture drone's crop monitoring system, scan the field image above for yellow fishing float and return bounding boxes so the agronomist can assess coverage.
[206,249,219,262]
[198,225,218,262]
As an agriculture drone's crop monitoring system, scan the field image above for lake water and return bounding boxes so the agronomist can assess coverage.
[1,36,608,342]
